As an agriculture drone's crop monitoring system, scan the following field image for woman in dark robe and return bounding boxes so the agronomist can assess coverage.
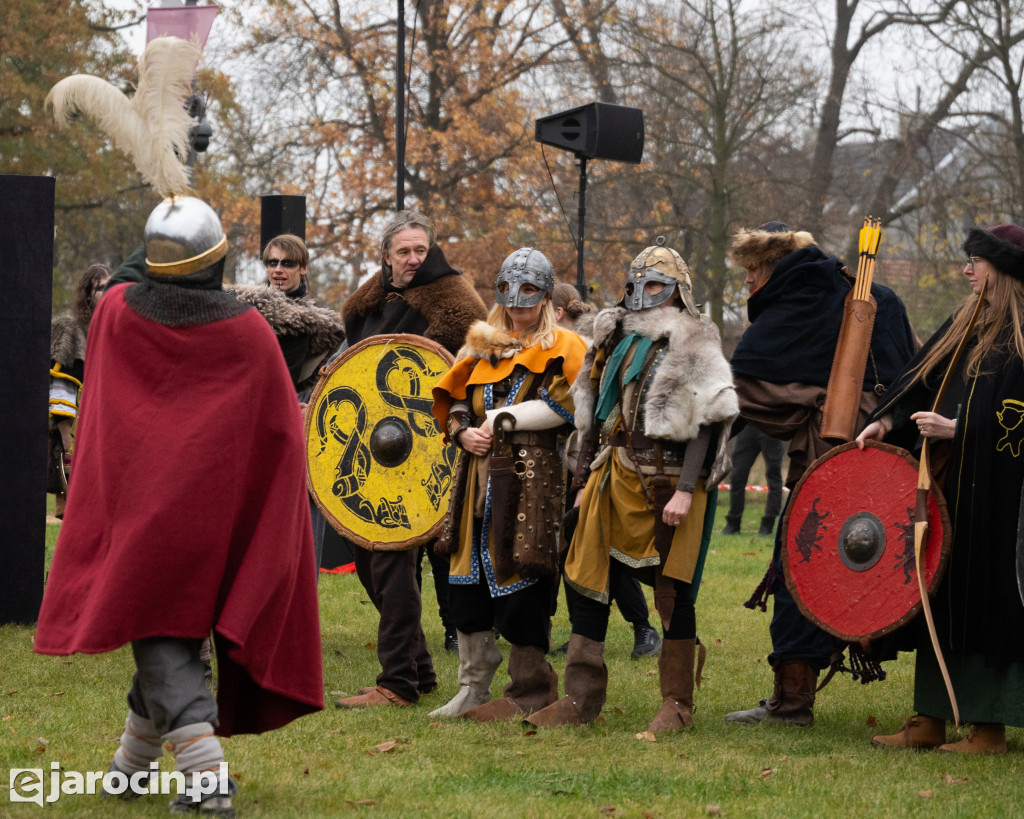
[858,223,1024,753]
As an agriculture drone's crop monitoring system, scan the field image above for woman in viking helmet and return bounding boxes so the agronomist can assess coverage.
[859,224,1024,753]
[430,248,587,721]
[525,241,737,733]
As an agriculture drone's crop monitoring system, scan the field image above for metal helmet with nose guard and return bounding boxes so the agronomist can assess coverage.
[495,247,554,308]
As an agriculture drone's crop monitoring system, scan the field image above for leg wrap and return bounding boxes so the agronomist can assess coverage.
[113,711,163,774]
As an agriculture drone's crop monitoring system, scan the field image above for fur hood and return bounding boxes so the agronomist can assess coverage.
[232,285,344,357]
[572,305,738,487]
[728,228,817,270]
[50,312,87,368]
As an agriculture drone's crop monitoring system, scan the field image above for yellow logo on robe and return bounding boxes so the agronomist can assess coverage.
[996,399,1024,458]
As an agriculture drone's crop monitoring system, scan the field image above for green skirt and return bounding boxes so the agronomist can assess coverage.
[915,648,1024,727]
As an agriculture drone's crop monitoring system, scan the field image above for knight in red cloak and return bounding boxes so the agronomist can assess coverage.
[34,197,323,814]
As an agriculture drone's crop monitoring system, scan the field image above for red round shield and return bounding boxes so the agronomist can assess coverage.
[781,440,951,641]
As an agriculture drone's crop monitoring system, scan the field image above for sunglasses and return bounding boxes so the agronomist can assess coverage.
[265,258,299,269]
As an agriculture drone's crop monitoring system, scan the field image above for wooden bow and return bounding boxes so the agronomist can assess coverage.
[914,278,987,729]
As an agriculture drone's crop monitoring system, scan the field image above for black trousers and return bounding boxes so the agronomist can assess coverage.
[353,547,436,702]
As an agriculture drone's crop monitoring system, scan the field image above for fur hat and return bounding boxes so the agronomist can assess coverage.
[963,224,1024,282]
[728,223,817,270]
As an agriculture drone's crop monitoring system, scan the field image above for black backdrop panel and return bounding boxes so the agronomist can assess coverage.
[260,195,306,252]
[0,175,55,624]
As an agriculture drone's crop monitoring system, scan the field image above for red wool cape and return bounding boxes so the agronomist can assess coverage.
[34,286,324,736]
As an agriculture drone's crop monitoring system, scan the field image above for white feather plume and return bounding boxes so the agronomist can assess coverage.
[45,36,203,199]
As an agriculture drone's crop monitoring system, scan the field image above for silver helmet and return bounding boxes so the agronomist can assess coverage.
[622,239,699,317]
[145,196,227,277]
[495,247,554,308]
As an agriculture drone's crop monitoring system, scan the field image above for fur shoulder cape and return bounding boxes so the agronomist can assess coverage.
[50,312,87,368]
[342,269,486,354]
[232,285,344,357]
[572,306,738,486]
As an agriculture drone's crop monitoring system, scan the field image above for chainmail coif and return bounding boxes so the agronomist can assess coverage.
[123,259,251,327]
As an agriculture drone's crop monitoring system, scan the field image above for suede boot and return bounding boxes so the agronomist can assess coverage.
[524,634,607,728]
[937,723,1006,754]
[870,714,946,749]
[723,660,817,726]
[462,644,557,721]
[648,638,695,733]
[429,630,503,718]
[721,514,742,535]
[758,516,776,536]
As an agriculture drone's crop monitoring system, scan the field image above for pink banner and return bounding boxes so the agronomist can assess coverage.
[146,5,220,49]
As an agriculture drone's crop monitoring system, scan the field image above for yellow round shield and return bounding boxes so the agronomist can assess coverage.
[306,334,457,551]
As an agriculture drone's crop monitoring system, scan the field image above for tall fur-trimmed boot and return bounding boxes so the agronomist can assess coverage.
[524,634,607,728]
[104,711,164,800]
[870,714,946,749]
[648,638,696,733]
[723,660,817,726]
[428,630,503,718]
[462,644,557,721]
[937,723,1007,754]
[164,722,237,816]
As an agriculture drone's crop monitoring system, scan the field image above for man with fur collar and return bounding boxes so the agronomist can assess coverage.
[526,242,738,733]
[335,209,487,708]
[723,221,917,727]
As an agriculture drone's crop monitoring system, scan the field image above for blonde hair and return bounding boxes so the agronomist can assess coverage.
[909,267,1024,388]
[487,298,558,349]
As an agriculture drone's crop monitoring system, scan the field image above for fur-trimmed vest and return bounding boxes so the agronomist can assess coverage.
[232,285,345,391]
[573,305,738,487]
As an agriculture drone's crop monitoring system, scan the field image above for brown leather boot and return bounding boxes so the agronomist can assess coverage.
[870,714,946,749]
[524,634,607,728]
[462,644,557,721]
[937,723,1006,754]
[648,638,695,733]
[723,660,817,726]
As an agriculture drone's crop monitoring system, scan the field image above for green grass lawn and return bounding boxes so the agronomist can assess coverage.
[3,493,1022,816]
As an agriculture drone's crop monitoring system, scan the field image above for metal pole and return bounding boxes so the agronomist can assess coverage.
[396,0,406,211]
[575,155,587,301]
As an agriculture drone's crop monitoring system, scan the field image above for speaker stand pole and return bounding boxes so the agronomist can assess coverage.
[575,154,587,301]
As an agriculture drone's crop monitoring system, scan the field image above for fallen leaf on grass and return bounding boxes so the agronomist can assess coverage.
[303,768,310,776]
[524,729,537,736]
[706,807,721,815]
[37,737,49,744]
[599,806,617,814]
[866,716,878,726]
[942,774,969,785]
[714,639,722,646]
[330,690,346,697]
[346,799,375,807]
[643,812,657,818]
[2,716,11,721]
[50,692,65,698]
[779,755,788,762]
[635,731,656,742]
[613,706,623,714]
[34,746,46,755]
[363,642,376,650]
[374,740,398,753]
[759,768,773,779]
[744,552,756,556]
[6,691,18,696]
[646,670,657,676]
[515,751,524,755]
[919,790,934,798]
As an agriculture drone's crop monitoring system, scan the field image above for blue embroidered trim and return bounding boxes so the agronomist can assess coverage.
[540,388,574,425]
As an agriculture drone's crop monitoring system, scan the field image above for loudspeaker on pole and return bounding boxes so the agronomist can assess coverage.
[535,102,644,163]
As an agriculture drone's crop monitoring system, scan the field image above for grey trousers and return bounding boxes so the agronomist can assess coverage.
[127,637,218,735]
